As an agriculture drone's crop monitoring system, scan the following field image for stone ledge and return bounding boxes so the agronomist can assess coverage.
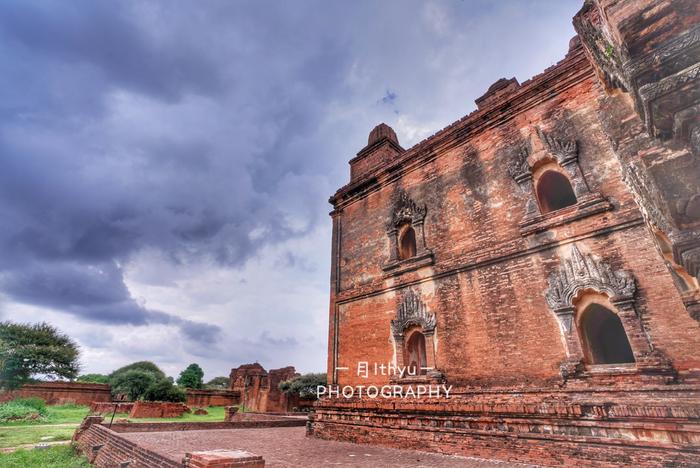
[382,251,434,277]
[519,193,613,236]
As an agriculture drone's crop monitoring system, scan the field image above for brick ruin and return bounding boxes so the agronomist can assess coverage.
[0,381,112,406]
[229,363,311,413]
[310,0,700,466]
[186,389,239,408]
[128,401,191,418]
[72,414,305,466]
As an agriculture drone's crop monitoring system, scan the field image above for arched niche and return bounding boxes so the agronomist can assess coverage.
[391,289,439,380]
[404,328,428,376]
[398,224,417,260]
[535,169,577,213]
[546,245,672,379]
[383,190,434,274]
[575,292,635,365]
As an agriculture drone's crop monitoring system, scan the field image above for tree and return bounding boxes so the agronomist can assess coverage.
[0,322,80,390]
[110,370,156,401]
[142,378,187,402]
[108,361,165,382]
[205,376,230,389]
[77,373,109,384]
[279,373,326,400]
[176,363,204,389]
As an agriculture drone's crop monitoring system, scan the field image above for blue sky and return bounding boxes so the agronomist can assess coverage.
[0,0,580,380]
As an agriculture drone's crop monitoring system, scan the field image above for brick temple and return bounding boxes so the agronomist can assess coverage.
[310,0,700,465]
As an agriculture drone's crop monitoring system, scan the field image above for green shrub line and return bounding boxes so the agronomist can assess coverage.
[0,398,49,423]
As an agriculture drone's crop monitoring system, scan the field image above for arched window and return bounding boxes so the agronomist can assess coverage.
[536,170,577,213]
[579,304,635,364]
[398,225,417,260]
[405,330,427,376]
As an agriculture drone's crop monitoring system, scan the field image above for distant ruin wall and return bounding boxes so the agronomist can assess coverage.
[0,382,111,406]
[90,401,135,414]
[128,401,190,418]
[186,389,239,407]
[230,363,302,412]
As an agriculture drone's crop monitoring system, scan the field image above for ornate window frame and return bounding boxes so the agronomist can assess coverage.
[390,289,443,383]
[545,245,673,380]
[383,191,434,276]
[508,128,613,236]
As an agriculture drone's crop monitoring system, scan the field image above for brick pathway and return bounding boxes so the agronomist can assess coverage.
[121,426,535,467]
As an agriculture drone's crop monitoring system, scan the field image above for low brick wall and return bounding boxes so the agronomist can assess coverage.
[129,401,190,418]
[227,412,308,423]
[186,389,240,407]
[90,401,135,414]
[0,382,111,406]
[74,419,181,467]
[106,418,307,433]
[73,415,292,467]
[311,387,700,466]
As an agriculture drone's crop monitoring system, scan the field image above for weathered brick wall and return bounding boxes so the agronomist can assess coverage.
[128,401,190,418]
[573,0,700,320]
[330,49,699,387]
[312,399,700,467]
[90,401,134,414]
[230,364,300,413]
[186,389,240,407]
[106,418,306,433]
[0,382,111,405]
[75,421,180,467]
[320,2,700,465]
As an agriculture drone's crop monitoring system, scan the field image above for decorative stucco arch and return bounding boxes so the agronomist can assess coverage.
[545,245,672,379]
[391,289,440,380]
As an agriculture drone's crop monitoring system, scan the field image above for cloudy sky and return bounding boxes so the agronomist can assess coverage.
[0,0,580,381]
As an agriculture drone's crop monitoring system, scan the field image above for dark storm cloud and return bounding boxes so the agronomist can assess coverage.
[0,259,220,343]
[0,0,580,366]
[0,0,356,341]
[0,2,224,102]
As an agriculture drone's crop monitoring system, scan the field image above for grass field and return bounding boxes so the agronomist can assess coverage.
[0,404,226,450]
[0,444,89,467]
[0,425,76,449]
[0,404,90,427]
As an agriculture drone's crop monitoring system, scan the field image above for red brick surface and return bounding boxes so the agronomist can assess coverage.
[90,401,135,414]
[120,426,533,467]
[129,401,190,418]
[187,389,240,408]
[229,364,302,413]
[184,449,264,468]
[0,382,111,405]
[319,1,700,465]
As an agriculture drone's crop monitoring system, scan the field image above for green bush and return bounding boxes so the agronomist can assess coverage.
[12,397,46,412]
[111,370,157,401]
[108,361,165,381]
[279,372,326,400]
[142,379,187,402]
[176,363,204,389]
[77,373,109,384]
[0,399,48,422]
[0,322,80,390]
[205,376,230,389]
